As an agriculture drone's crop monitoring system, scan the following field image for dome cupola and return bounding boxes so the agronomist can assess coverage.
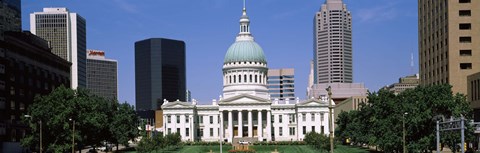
[223,1,266,64]
[222,0,269,100]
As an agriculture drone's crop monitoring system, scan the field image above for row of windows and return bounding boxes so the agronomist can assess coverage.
[301,126,325,135]
[227,74,266,84]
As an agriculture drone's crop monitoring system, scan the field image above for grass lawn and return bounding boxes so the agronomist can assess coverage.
[122,145,374,153]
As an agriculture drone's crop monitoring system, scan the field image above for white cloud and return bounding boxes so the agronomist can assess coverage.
[356,1,399,22]
[112,0,139,14]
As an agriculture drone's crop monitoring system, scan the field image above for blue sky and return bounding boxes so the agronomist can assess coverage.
[21,0,418,106]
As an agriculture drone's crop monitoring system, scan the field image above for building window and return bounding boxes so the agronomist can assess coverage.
[177,128,180,133]
[210,116,213,124]
[459,23,471,30]
[460,37,472,43]
[0,81,4,91]
[167,116,171,123]
[460,63,472,70]
[303,126,306,134]
[0,98,5,110]
[290,127,295,136]
[321,126,324,134]
[311,114,315,121]
[302,114,306,121]
[10,87,15,95]
[199,116,203,124]
[459,0,471,3]
[186,128,190,136]
[186,116,189,123]
[320,113,324,121]
[19,103,25,110]
[460,50,472,56]
[279,115,282,123]
[459,10,471,16]
[210,128,214,137]
[279,127,283,136]
[289,114,295,123]
[177,115,180,123]
[10,101,15,110]
[168,128,171,134]
[312,126,315,132]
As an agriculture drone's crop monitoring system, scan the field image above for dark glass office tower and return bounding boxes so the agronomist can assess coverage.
[135,38,186,111]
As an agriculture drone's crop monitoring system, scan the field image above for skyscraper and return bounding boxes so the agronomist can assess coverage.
[135,38,186,111]
[267,68,295,100]
[0,0,21,40]
[86,49,118,100]
[418,0,480,95]
[313,0,352,84]
[30,8,87,89]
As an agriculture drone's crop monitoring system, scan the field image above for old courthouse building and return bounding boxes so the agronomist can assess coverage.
[162,4,332,143]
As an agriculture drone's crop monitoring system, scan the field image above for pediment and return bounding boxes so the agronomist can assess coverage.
[297,98,327,106]
[161,101,193,109]
[219,94,270,104]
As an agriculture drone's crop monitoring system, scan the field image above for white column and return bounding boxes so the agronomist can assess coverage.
[228,111,233,142]
[238,111,243,137]
[266,111,271,141]
[189,115,193,141]
[219,114,223,142]
[248,110,253,137]
[163,115,167,136]
[258,111,263,141]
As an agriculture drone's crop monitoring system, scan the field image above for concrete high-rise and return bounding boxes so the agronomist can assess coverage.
[384,74,420,95]
[30,8,87,89]
[267,69,295,100]
[135,38,186,111]
[418,0,480,95]
[313,0,352,84]
[86,50,118,100]
[0,0,21,40]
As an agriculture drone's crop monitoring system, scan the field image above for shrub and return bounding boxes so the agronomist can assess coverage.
[304,132,333,151]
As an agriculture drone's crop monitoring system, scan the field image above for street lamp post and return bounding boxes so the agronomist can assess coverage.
[25,115,42,153]
[220,114,223,153]
[69,119,75,153]
[403,112,408,153]
[326,86,334,153]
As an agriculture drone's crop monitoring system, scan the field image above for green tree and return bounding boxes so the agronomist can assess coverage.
[21,85,77,152]
[336,84,474,153]
[109,102,139,150]
[21,86,136,152]
[304,132,330,151]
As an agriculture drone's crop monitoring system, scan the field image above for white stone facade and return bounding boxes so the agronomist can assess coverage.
[162,98,332,143]
[162,3,334,143]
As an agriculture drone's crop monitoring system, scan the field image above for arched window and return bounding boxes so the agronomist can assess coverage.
[255,75,258,83]
[234,75,236,83]
[229,76,232,84]
[250,75,252,83]
[239,75,242,83]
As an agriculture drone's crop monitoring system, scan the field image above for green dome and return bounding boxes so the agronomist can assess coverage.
[224,40,266,64]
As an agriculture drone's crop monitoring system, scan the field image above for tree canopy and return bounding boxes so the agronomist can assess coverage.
[21,86,139,152]
[335,84,473,153]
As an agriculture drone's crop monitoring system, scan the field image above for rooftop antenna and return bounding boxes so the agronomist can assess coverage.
[410,52,414,75]
[243,0,246,10]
